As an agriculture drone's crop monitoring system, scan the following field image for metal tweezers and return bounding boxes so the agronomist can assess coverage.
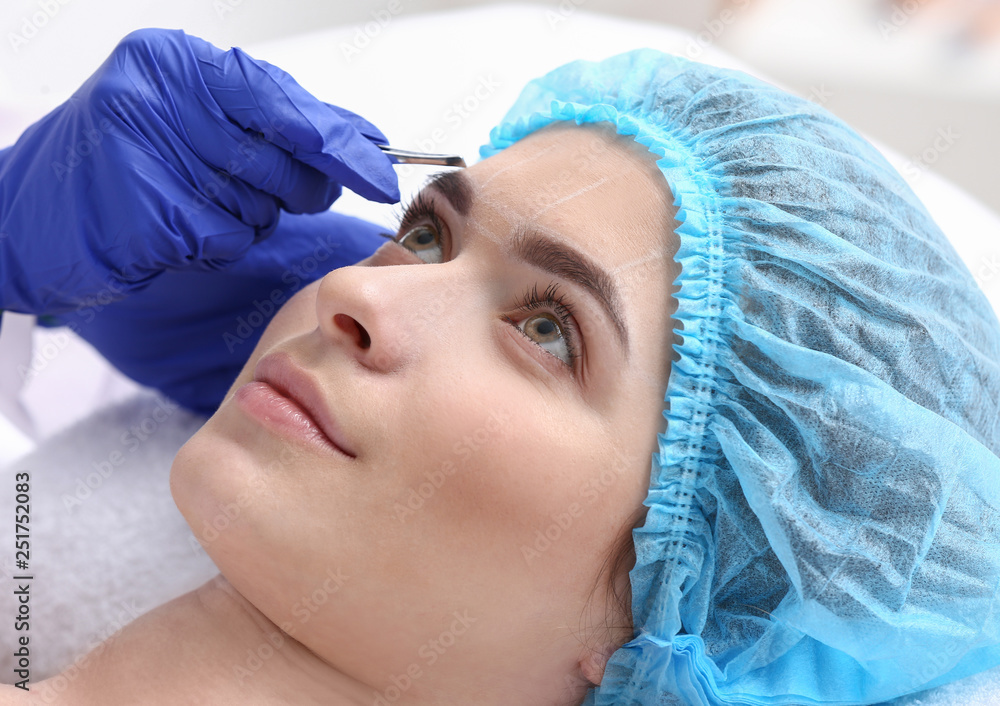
[377,144,466,168]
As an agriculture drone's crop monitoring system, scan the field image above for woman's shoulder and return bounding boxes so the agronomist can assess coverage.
[0,685,34,704]
[0,684,72,705]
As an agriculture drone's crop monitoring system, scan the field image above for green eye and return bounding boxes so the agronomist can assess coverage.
[398,226,442,263]
[505,282,581,373]
[524,314,559,343]
[517,313,572,366]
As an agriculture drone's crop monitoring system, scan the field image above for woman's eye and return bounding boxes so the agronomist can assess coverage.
[511,313,573,367]
[393,208,581,374]
[397,225,443,264]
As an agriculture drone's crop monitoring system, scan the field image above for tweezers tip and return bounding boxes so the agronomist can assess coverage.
[378,144,467,169]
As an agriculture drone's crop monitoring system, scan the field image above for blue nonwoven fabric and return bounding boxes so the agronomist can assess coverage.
[480,49,1000,705]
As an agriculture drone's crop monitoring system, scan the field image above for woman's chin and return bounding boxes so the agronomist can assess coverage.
[169,414,257,551]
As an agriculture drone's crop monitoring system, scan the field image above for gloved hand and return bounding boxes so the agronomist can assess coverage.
[0,27,399,318]
[40,210,390,415]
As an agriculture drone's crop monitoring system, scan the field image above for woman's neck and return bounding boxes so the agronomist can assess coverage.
[30,574,377,706]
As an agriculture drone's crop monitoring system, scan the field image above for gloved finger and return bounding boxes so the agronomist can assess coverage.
[171,77,345,215]
[184,152,284,235]
[176,200,262,270]
[116,111,287,244]
[188,34,400,205]
[138,166,269,270]
[109,29,345,217]
[322,102,391,145]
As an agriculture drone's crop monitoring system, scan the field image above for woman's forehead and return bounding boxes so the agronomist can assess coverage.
[426,125,680,381]
[472,122,636,190]
[457,124,678,275]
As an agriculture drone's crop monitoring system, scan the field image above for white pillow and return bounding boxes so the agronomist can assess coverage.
[3,4,998,462]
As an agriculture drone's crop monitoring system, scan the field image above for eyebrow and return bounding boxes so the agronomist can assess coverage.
[423,171,630,357]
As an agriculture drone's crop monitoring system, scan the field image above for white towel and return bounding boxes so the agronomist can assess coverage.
[0,389,219,682]
[885,663,1000,706]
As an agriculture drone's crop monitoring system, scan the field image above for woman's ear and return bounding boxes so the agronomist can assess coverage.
[579,643,617,686]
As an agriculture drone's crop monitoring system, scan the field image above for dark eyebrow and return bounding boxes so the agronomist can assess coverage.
[425,170,472,216]
[423,171,630,358]
[510,226,630,357]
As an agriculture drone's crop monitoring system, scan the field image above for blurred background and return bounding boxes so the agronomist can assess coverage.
[1,0,997,212]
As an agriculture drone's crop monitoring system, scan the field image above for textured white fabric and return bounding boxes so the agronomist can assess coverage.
[0,390,218,680]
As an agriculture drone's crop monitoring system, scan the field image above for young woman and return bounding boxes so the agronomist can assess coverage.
[3,35,1000,706]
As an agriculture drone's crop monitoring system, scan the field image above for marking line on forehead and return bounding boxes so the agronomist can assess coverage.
[421,170,631,358]
[534,176,609,216]
[478,140,563,189]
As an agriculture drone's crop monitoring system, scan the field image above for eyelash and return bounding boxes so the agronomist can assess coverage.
[504,282,581,371]
[395,192,446,243]
[387,195,582,374]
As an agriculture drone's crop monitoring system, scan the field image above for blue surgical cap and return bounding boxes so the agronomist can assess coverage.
[480,49,1000,705]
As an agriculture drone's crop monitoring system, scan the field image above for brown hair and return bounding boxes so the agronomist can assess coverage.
[582,504,649,660]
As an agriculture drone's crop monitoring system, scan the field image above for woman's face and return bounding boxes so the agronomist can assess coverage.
[171,121,680,697]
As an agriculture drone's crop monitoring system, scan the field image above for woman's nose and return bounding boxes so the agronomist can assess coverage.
[314,243,462,372]
[332,312,371,350]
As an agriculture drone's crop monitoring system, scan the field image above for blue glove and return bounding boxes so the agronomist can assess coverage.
[39,210,390,415]
[0,27,399,318]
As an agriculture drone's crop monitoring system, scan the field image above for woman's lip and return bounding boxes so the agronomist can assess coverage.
[234,380,354,459]
[252,352,357,458]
